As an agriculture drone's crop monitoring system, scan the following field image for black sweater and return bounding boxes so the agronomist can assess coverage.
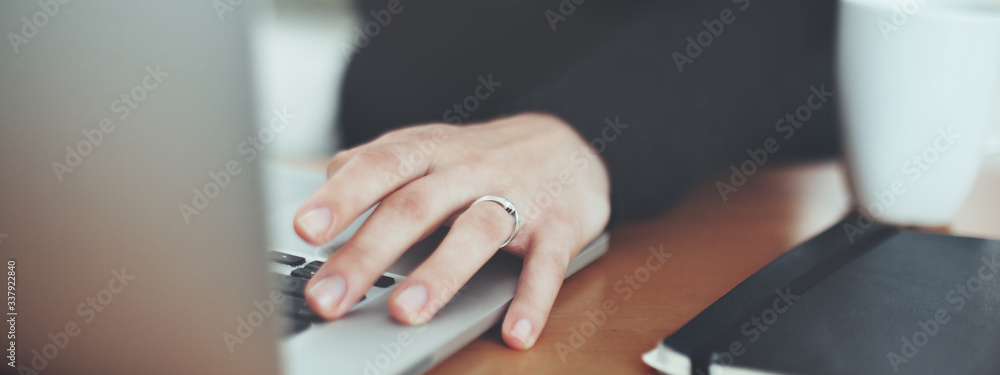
[338,0,841,227]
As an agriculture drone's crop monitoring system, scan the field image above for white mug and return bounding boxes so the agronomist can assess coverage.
[838,0,1000,227]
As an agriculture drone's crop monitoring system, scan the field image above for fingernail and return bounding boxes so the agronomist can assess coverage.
[511,319,534,347]
[309,275,346,315]
[395,284,428,323]
[298,207,332,240]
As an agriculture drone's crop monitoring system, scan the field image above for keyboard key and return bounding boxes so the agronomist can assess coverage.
[282,296,324,323]
[279,295,306,313]
[303,260,324,271]
[295,307,324,323]
[374,275,395,288]
[291,318,311,335]
[291,267,317,279]
[270,251,305,267]
[272,274,307,297]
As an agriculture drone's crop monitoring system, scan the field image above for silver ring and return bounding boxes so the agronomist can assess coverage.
[471,195,520,248]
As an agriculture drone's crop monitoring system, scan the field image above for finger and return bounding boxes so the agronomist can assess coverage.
[306,173,477,319]
[325,148,359,178]
[441,212,460,227]
[294,143,429,245]
[501,223,577,350]
[388,198,517,325]
[324,124,445,178]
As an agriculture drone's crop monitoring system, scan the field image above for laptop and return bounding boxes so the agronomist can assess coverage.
[0,1,608,375]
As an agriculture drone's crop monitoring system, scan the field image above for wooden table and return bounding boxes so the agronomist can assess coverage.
[419,160,1000,375]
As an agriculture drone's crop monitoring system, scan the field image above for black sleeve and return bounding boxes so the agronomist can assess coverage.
[510,0,840,227]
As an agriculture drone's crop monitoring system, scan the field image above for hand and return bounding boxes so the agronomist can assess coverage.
[293,112,610,349]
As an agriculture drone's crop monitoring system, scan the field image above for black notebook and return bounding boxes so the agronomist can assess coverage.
[643,215,1000,375]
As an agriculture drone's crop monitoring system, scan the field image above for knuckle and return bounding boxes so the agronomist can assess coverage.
[464,207,511,246]
[335,239,384,275]
[533,246,570,276]
[380,190,430,222]
[354,251,385,275]
[374,127,409,142]
[420,123,456,138]
[461,153,487,170]
[357,145,401,173]
[326,150,356,177]
[533,211,577,238]
[549,215,580,240]
[450,153,492,181]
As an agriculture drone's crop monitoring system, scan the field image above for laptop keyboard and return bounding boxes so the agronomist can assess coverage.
[268,251,402,336]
